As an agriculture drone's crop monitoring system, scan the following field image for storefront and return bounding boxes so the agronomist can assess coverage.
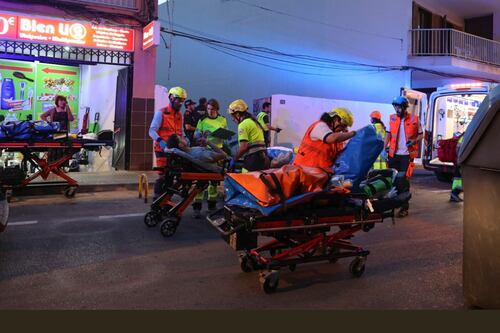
[0,9,156,172]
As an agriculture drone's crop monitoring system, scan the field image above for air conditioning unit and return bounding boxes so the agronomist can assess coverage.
[59,0,138,10]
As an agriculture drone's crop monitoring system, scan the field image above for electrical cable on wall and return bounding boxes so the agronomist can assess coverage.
[159,27,499,83]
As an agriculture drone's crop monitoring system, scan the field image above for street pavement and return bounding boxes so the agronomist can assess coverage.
[0,174,464,309]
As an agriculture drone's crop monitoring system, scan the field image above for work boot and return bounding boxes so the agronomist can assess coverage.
[449,192,463,202]
[397,208,409,218]
[207,200,217,213]
[192,202,202,219]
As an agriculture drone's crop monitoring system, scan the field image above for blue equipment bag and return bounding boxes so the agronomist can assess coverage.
[332,125,384,191]
[1,121,32,139]
[0,121,61,140]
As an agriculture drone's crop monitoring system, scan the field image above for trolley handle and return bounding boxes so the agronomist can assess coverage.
[206,209,247,236]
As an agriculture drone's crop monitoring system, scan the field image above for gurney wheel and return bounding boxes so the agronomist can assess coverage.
[260,271,280,294]
[349,257,366,278]
[160,217,179,238]
[239,255,253,273]
[64,187,77,198]
[144,211,160,228]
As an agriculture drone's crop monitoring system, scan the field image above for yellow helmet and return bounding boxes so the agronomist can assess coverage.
[168,86,187,99]
[328,107,354,127]
[227,99,249,114]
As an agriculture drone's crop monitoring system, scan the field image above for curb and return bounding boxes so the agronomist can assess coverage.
[13,183,150,197]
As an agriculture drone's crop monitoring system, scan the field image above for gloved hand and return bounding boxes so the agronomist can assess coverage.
[275,128,282,133]
[385,146,390,153]
[159,140,168,151]
[406,140,416,147]
[228,158,236,171]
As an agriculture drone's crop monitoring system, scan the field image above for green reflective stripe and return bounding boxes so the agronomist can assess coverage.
[195,184,219,201]
[452,177,462,191]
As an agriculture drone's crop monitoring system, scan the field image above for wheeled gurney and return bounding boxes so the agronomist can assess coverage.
[144,148,228,237]
[207,166,411,293]
[0,138,114,198]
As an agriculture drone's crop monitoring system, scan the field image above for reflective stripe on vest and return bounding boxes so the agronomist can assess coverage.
[293,120,338,169]
[154,105,183,152]
[388,114,419,159]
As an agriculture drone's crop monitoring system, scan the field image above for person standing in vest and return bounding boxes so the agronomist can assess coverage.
[149,86,187,199]
[257,102,282,147]
[192,99,227,217]
[370,110,388,170]
[228,99,270,172]
[385,96,423,217]
[183,99,198,146]
[450,134,464,202]
[293,107,356,170]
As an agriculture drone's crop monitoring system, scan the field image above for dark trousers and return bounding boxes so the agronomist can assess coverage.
[388,154,411,211]
[243,151,270,172]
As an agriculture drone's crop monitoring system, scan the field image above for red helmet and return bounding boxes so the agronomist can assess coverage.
[370,110,382,120]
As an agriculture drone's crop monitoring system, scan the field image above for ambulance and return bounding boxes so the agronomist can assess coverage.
[402,83,495,181]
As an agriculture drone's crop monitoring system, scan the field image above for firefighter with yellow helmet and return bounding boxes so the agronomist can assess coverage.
[149,86,187,199]
[294,107,356,169]
[228,99,270,172]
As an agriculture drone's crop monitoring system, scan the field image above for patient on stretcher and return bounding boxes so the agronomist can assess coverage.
[166,134,227,164]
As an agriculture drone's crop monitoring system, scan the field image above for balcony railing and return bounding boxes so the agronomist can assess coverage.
[409,29,500,67]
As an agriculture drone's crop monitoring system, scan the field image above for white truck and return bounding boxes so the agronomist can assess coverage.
[253,94,394,149]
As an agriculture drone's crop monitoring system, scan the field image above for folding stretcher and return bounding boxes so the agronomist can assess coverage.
[144,148,228,237]
[207,166,411,293]
[0,139,113,198]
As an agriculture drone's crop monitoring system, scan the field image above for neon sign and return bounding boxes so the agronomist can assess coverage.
[0,11,135,52]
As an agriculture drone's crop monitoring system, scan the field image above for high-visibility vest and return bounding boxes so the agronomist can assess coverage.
[388,114,420,159]
[154,104,183,153]
[293,120,342,170]
[257,111,269,132]
[372,123,387,170]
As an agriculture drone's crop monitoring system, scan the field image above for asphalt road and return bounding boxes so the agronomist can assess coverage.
[0,174,464,309]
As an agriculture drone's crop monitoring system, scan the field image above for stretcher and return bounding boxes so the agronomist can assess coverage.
[207,166,411,293]
[144,148,228,237]
[0,139,113,198]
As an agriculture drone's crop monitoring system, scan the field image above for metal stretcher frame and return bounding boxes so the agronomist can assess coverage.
[144,152,225,237]
[0,140,111,198]
[207,192,394,294]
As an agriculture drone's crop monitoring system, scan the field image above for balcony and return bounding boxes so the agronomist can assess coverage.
[408,29,500,84]
[410,29,500,66]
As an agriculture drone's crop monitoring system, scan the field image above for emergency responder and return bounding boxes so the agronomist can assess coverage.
[192,99,228,217]
[370,110,388,169]
[257,102,282,147]
[183,99,198,146]
[228,99,269,172]
[293,107,356,169]
[385,96,423,217]
[149,86,187,199]
[450,134,464,202]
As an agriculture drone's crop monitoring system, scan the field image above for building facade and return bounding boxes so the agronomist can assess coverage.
[156,0,499,118]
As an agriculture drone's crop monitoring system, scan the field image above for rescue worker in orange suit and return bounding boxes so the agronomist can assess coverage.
[294,107,356,169]
[149,86,187,199]
[385,96,423,218]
